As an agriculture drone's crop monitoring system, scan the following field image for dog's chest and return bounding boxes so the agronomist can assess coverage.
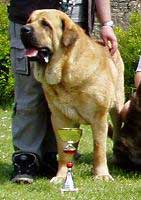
[43,84,96,123]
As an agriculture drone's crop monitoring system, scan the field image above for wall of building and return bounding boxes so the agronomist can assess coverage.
[111,0,141,27]
[94,0,141,35]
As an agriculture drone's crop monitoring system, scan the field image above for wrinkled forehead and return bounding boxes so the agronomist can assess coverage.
[28,9,61,25]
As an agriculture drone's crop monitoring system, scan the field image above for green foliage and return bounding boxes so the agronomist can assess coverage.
[115,12,141,98]
[0,2,14,105]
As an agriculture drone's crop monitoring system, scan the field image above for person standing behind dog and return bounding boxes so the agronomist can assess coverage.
[8,0,118,184]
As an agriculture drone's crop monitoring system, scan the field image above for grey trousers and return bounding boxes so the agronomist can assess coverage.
[10,22,57,158]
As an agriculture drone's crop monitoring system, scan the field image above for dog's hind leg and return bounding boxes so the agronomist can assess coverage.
[91,110,114,181]
[111,53,125,140]
[109,107,121,139]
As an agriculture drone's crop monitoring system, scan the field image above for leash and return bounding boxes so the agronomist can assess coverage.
[59,0,76,17]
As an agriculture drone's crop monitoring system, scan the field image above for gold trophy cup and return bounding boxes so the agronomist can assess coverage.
[58,128,82,193]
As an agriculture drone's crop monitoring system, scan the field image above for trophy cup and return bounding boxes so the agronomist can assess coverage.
[58,128,82,193]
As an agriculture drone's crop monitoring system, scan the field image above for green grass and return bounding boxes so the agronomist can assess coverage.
[0,108,141,200]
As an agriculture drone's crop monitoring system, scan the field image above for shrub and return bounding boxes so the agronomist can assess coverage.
[115,12,141,99]
[0,2,14,105]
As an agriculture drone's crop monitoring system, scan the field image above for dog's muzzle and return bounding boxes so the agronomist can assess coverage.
[20,25,52,64]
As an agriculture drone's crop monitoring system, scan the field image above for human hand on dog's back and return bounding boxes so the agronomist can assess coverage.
[95,0,118,55]
[100,26,117,55]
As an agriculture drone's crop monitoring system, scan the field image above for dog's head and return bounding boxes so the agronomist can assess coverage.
[20,9,79,65]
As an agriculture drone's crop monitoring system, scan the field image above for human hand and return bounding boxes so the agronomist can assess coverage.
[100,26,118,55]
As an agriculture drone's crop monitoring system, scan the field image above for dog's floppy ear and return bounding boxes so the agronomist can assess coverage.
[60,15,79,47]
[62,27,78,47]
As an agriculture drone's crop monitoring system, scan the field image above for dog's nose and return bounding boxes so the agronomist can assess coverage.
[20,25,34,48]
[21,25,32,35]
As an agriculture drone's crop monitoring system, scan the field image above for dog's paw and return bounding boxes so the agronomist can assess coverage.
[50,176,65,184]
[94,174,114,181]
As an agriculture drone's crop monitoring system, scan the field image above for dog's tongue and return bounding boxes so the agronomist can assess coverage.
[25,48,38,57]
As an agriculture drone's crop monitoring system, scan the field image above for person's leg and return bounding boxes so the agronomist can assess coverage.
[12,68,56,157]
[134,56,141,88]
[10,22,57,183]
[134,72,141,89]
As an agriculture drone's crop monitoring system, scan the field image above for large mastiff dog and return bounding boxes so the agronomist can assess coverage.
[21,9,124,182]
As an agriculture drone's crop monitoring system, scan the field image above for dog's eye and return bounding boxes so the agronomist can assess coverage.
[41,20,50,29]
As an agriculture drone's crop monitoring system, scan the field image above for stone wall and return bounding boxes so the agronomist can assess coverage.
[111,0,141,27]
[94,0,141,35]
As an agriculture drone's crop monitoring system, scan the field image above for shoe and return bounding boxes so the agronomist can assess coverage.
[41,152,58,179]
[11,152,40,184]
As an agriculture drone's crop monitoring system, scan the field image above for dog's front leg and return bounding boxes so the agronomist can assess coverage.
[91,111,114,181]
